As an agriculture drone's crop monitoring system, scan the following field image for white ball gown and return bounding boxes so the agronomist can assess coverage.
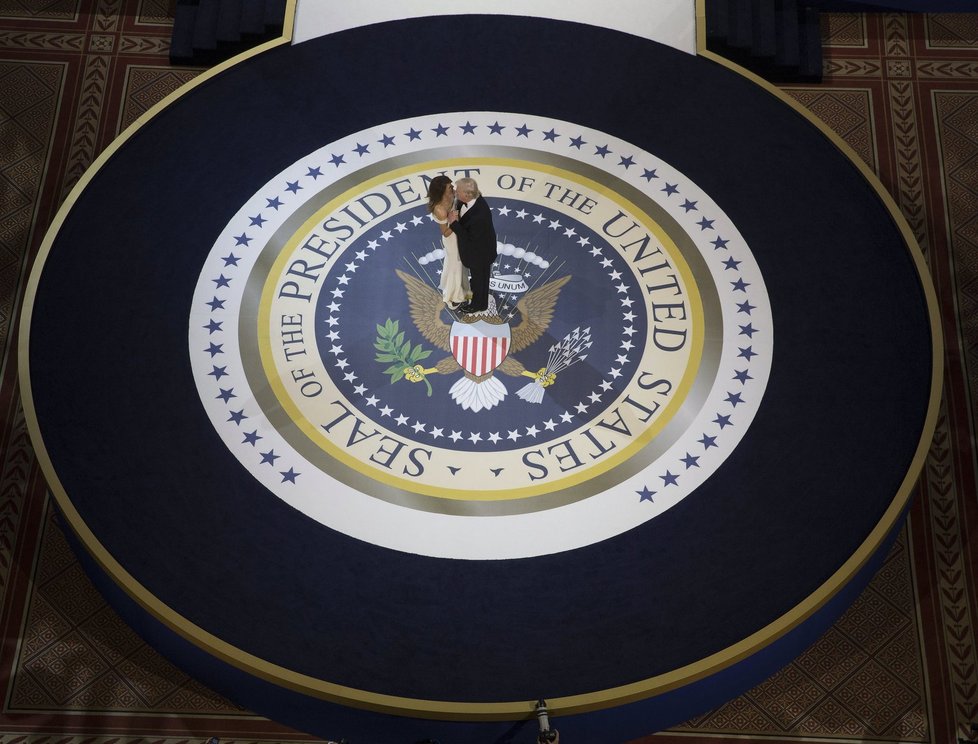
[432,215,470,305]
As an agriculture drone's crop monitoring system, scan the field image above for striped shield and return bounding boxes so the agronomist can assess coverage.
[450,320,511,377]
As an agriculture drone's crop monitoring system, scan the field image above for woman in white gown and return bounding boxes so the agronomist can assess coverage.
[426,175,470,307]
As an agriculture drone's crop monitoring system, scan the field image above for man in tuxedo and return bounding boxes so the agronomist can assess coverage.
[448,177,497,314]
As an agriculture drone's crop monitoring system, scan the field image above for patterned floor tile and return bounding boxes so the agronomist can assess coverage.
[0,60,63,354]
[823,13,869,48]
[0,0,80,20]
[925,13,978,48]
[784,87,878,168]
[118,64,203,131]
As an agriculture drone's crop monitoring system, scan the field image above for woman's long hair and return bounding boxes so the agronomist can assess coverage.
[426,175,452,213]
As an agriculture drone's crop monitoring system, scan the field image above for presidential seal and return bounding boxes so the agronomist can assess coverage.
[189,112,772,559]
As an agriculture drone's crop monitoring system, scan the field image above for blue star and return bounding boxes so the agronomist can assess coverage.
[731,278,750,292]
[353,142,370,155]
[266,196,283,210]
[242,430,262,446]
[568,135,586,148]
[329,153,345,166]
[642,168,658,181]
[488,121,505,135]
[542,128,559,141]
[209,364,228,380]
[738,346,757,361]
[405,127,422,141]
[460,121,477,134]
[234,233,252,246]
[711,236,729,250]
[713,413,732,429]
[697,217,715,230]
[249,214,267,227]
[280,467,300,483]
[432,123,449,136]
[515,124,532,137]
[260,449,279,465]
[725,392,745,407]
[637,486,656,502]
[378,133,395,147]
[206,297,225,311]
[618,155,635,169]
[660,470,679,487]
[285,180,301,194]
[595,144,611,157]
[680,199,698,212]
[306,166,323,179]
[227,409,247,424]
[204,319,223,334]
[681,452,700,469]
[723,257,741,270]
[733,369,753,384]
[698,433,718,449]
[737,300,756,314]
[738,323,757,337]
[204,342,223,357]
[222,253,239,266]
[662,182,679,196]
[213,274,231,288]
[216,387,236,403]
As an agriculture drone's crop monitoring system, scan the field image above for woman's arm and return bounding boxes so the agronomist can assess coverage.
[433,206,453,237]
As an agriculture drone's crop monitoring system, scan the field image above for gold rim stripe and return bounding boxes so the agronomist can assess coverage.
[257,157,704,501]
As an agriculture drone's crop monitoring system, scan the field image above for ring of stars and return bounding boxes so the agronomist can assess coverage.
[323,205,640,450]
[194,112,767,516]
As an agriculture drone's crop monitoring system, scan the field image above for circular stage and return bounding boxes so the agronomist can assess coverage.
[20,15,940,744]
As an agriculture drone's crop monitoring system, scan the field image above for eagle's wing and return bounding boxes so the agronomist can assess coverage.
[396,269,451,351]
[498,355,527,377]
[509,275,571,353]
[435,355,461,374]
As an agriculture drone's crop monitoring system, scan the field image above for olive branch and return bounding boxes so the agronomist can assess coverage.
[374,318,434,396]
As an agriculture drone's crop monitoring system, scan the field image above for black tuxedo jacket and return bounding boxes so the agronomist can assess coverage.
[450,196,497,268]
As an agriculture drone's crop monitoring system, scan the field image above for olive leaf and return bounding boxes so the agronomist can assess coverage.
[374,319,433,395]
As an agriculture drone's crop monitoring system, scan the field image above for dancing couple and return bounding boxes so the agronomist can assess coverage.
[426,175,497,315]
